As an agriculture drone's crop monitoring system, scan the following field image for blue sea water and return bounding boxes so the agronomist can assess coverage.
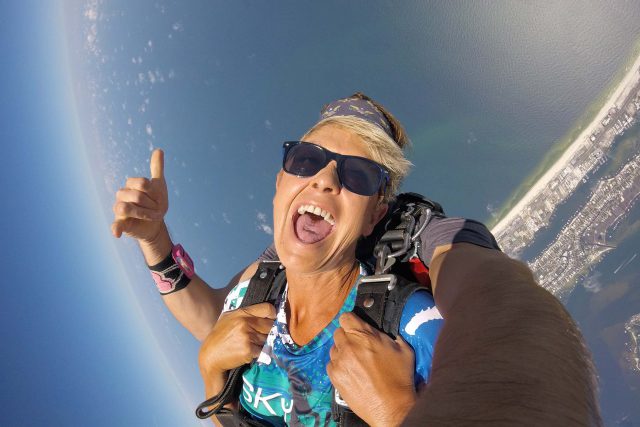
[62,1,640,425]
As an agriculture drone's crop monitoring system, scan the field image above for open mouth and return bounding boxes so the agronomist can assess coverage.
[293,204,336,244]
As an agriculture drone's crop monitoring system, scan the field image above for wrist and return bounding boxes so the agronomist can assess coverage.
[371,390,415,427]
[201,366,229,397]
[139,222,172,265]
[148,243,195,294]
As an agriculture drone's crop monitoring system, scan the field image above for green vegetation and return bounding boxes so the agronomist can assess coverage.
[487,38,640,230]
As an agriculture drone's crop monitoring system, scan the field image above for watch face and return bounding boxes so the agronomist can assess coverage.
[178,258,189,270]
[173,244,195,278]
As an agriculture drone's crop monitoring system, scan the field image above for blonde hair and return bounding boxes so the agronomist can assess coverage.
[302,115,412,202]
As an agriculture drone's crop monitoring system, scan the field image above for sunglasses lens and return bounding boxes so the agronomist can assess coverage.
[283,142,386,196]
[341,157,383,196]
[284,143,326,176]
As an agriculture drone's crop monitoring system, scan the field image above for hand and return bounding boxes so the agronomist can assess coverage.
[111,149,168,243]
[327,313,416,427]
[199,303,277,379]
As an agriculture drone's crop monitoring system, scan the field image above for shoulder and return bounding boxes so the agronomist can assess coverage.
[222,279,251,312]
[239,261,260,283]
[399,289,443,340]
[398,289,443,384]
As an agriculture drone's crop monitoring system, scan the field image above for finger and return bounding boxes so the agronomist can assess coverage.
[339,312,375,334]
[248,332,268,352]
[329,343,339,361]
[150,149,164,179]
[111,221,122,238]
[326,359,335,379]
[125,177,153,193]
[113,201,163,221]
[395,334,414,351]
[248,342,265,360]
[116,188,158,210]
[243,302,277,319]
[332,327,348,348]
[250,317,276,335]
[112,218,136,238]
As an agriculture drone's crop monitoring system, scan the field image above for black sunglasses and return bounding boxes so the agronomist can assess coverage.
[282,141,390,196]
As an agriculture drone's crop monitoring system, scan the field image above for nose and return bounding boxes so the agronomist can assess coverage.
[310,160,341,194]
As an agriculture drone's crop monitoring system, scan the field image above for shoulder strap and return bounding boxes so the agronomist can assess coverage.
[195,261,285,421]
[332,273,423,425]
[354,273,422,338]
[240,261,285,306]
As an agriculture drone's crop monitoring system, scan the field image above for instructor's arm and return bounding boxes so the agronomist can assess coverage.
[404,243,601,426]
[111,149,255,341]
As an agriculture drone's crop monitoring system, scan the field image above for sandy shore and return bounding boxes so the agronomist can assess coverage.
[492,52,640,236]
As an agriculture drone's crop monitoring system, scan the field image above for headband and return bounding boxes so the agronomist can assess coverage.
[320,97,394,139]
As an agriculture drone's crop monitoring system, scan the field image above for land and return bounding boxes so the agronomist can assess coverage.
[528,153,640,300]
[490,52,640,300]
[625,313,640,374]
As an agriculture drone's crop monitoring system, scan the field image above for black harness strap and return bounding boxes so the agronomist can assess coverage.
[332,273,422,425]
[197,264,424,426]
[195,261,285,422]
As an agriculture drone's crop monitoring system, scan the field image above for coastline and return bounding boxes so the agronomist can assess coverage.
[491,51,640,237]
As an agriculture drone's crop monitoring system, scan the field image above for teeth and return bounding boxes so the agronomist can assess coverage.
[296,204,335,226]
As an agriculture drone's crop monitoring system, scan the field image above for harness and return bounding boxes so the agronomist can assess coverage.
[195,193,445,425]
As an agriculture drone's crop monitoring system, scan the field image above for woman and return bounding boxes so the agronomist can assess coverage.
[111,93,602,426]
[111,93,442,425]
[196,94,442,425]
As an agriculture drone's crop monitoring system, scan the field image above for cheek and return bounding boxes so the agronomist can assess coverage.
[272,175,302,224]
[345,200,373,235]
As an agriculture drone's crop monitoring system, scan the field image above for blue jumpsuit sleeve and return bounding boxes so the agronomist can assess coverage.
[398,289,443,386]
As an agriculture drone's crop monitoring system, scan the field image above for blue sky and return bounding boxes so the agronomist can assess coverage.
[2,1,640,425]
[0,2,196,425]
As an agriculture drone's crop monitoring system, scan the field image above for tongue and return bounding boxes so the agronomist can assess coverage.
[295,213,333,244]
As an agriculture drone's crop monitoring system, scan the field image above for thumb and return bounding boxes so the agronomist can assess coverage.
[243,302,277,319]
[339,312,375,333]
[150,149,164,179]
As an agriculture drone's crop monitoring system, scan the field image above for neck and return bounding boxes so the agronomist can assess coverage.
[285,259,360,345]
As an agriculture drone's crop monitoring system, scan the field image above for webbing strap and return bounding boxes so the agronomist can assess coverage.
[333,273,423,423]
[354,274,422,338]
[241,261,283,306]
[195,262,284,420]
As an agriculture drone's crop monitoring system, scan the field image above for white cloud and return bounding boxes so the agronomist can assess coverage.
[264,119,272,130]
[222,213,231,224]
[258,224,273,235]
[256,211,272,235]
[582,271,603,293]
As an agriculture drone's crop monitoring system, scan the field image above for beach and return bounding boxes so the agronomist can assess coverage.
[492,52,640,237]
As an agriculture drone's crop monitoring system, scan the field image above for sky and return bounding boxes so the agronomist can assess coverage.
[0,2,195,425]
[2,1,640,425]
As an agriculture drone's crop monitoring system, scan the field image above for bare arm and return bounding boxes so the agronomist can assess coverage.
[404,243,601,426]
[112,149,259,341]
[140,221,260,341]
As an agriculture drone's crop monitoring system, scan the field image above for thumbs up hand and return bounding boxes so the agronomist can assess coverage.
[111,149,169,243]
